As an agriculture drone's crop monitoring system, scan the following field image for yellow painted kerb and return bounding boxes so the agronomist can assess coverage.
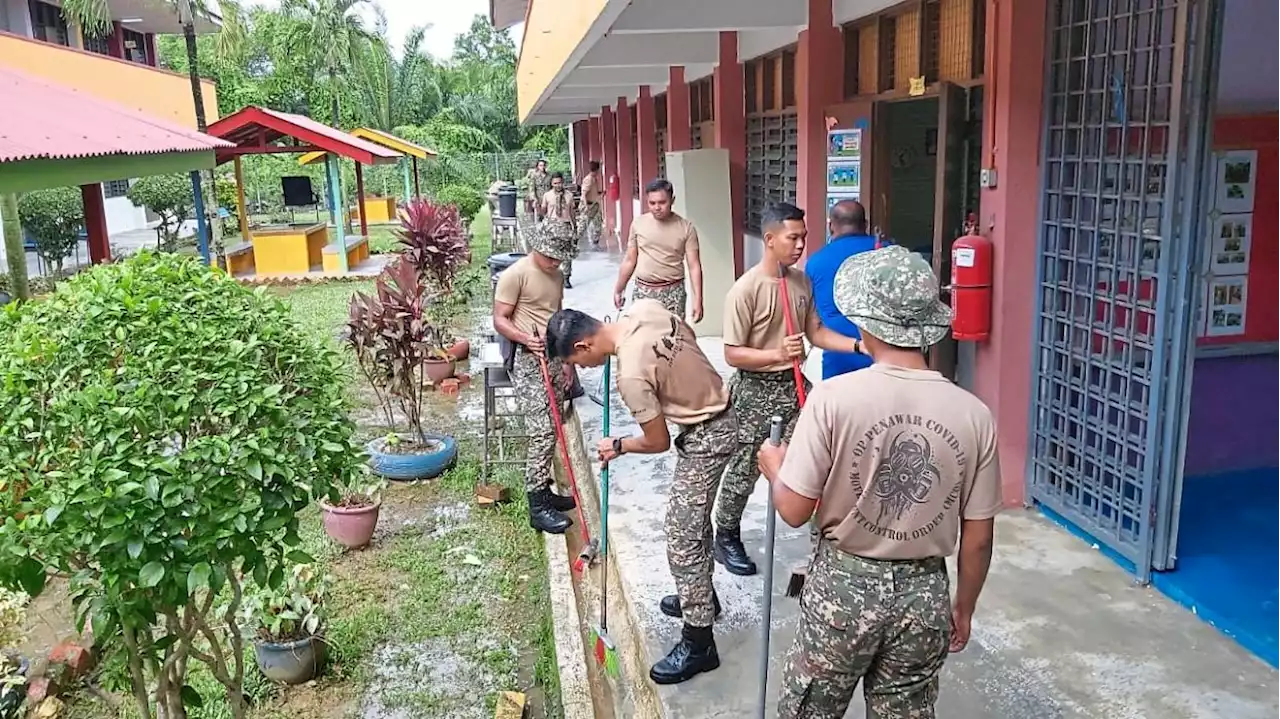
[516,0,609,123]
[297,127,435,166]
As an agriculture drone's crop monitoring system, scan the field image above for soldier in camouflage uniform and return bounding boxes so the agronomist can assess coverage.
[578,160,604,249]
[540,172,579,289]
[757,245,1004,718]
[492,224,578,534]
[525,159,552,219]
[545,300,736,686]
[613,179,704,322]
[632,281,688,319]
[714,203,862,577]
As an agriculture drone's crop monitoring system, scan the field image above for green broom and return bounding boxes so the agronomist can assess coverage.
[588,353,620,677]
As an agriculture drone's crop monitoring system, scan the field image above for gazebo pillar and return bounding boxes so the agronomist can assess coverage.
[355,161,369,238]
[80,183,111,264]
[401,158,413,204]
[324,154,348,272]
[233,157,251,242]
[412,157,421,198]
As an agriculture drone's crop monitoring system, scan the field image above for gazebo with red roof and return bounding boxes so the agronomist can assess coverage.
[205,106,401,274]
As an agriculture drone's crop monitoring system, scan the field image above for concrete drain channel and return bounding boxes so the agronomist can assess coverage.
[546,408,662,719]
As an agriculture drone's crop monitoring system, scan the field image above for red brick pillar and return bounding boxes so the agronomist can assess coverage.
[713,32,746,277]
[666,66,691,152]
[797,0,843,257]
[615,97,636,244]
[81,184,111,264]
[636,86,659,189]
[600,105,618,241]
[572,120,588,177]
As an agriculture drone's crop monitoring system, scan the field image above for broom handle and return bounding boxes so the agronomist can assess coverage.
[533,331,590,540]
[757,416,784,718]
[600,351,612,631]
[777,266,808,409]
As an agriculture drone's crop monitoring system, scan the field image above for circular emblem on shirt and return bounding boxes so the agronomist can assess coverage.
[849,416,966,541]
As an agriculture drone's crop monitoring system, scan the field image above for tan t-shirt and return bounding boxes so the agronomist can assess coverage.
[493,256,563,338]
[778,365,1002,560]
[582,173,600,203]
[616,299,728,426]
[542,189,574,221]
[629,212,699,285]
[723,263,813,372]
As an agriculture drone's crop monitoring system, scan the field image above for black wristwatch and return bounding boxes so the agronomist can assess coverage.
[612,437,625,456]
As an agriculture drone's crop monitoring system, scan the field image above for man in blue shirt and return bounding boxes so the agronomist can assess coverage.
[805,200,880,379]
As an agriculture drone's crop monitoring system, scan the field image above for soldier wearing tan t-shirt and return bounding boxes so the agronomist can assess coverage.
[714,202,864,578]
[545,300,736,686]
[757,245,1002,719]
[492,232,579,535]
[578,160,603,248]
[613,179,704,322]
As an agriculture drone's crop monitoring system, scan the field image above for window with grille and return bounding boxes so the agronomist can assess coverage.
[83,32,111,55]
[104,180,131,199]
[29,0,68,46]
[631,104,640,199]
[655,94,668,180]
[123,29,150,65]
[744,49,798,234]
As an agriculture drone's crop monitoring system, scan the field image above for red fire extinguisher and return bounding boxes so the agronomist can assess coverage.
[950,215,992,342]
[607,174,619,202]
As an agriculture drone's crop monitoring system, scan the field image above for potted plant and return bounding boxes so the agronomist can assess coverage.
[0,588,28,719]
[396,198,473,365]
[245,564,329,686]
[349,260,459,481]
[319,471,386,549]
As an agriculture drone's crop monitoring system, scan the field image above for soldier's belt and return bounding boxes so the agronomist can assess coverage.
[635,277,685,288]
[735,368,797,383]
[817,540,945,578]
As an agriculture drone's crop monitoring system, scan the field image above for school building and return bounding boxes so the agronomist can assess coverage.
[498,0,1278,666]
[0,0,220,236]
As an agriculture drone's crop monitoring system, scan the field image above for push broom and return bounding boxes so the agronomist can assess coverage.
[532,330,597,574]
[777,264,814,599]
[756,415,785,718]
[588,353,620,677]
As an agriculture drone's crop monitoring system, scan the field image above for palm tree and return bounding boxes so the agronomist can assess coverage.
[355,26,437,132]
[283,0,374,127]
[61,0,245,264]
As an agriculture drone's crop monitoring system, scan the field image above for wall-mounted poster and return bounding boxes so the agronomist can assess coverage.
[826,191,860,215]
[1214,150,1257,213]
[827,129,861,160]
[1209,213,1252,276]
[1204,275,1248,337]
[827,160,861,194]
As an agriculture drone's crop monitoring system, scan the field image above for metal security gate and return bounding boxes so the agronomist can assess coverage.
[1028,0,1217,582]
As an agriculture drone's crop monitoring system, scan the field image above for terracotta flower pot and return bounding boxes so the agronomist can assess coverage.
[424,357,456,385]
[447,339,471,362]
[320,498,381,549]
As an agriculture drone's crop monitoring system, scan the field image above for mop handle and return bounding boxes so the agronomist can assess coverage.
[777,265,808,408]
[757,416,785,719]
[600,326,613,631]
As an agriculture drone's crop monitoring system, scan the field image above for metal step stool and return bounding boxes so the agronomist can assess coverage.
[482,340,528,483]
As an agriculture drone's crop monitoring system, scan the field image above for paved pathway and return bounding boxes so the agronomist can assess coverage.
[561,246,1278,719]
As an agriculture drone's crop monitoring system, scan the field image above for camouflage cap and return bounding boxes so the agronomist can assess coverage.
[527,222,572,261]
[833,245,952,349]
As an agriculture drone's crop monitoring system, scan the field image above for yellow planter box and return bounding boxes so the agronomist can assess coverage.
[351,196,398,224]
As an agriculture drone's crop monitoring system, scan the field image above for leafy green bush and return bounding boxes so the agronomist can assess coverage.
[0,251,364,718]
[128,174,194,251]
[433,184,483,228]
[18,187,83,276]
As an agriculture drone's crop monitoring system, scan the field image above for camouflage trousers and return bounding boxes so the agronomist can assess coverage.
[511,348,572,493]
[634,281,687,318]
[714,369,810,530]
[666,408,738,627]
[778,542,951,719]
[578,201,603,246]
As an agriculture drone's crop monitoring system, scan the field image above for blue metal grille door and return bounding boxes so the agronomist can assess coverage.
[1029,0,1202,580]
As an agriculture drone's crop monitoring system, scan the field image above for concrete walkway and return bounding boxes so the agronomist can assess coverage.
[560,247,1278,719]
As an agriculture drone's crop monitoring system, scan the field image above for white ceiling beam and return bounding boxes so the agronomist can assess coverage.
[562,66,672,87]
[541,98,620,114]
[553,85,642,100]
[579,32,721,68]
[611,0,806,34]
[526,114,590,127]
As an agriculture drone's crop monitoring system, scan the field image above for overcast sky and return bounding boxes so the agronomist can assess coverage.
[247,0,522,60]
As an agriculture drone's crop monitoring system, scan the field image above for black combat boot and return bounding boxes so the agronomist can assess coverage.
[527,489,572,534]
[649,623,719,685]
[547,490,577,512]
[713,526,758,576]
[658,591,722,620]
[563,275,573,289]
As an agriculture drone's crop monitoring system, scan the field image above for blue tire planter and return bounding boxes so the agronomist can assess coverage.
[366,434,457,481]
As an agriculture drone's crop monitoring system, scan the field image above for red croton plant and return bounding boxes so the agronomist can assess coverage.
[394,198,469,294]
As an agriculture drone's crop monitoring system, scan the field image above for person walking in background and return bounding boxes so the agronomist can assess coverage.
[525,158,551,220]
[578,160,604,249]
[613,179,704,323]
[805,200,880,379]
[492,230,578,535]
[757,245,1001,719]
[713,202,864,577]
[541,172,579,289]
[545,301,736,685]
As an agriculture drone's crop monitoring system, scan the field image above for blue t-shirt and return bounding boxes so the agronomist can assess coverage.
[805,233,878,379]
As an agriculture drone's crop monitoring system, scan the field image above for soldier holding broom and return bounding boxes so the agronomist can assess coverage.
[545,300,735,685]
[713,202,864,578]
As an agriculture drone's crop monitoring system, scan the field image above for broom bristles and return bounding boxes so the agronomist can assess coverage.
[589,626,620,677]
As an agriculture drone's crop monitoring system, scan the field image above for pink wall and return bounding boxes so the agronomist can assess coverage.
[971,0,1048,506]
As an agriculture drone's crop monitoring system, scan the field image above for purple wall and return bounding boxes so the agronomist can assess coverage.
[1184,354,1279,476]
